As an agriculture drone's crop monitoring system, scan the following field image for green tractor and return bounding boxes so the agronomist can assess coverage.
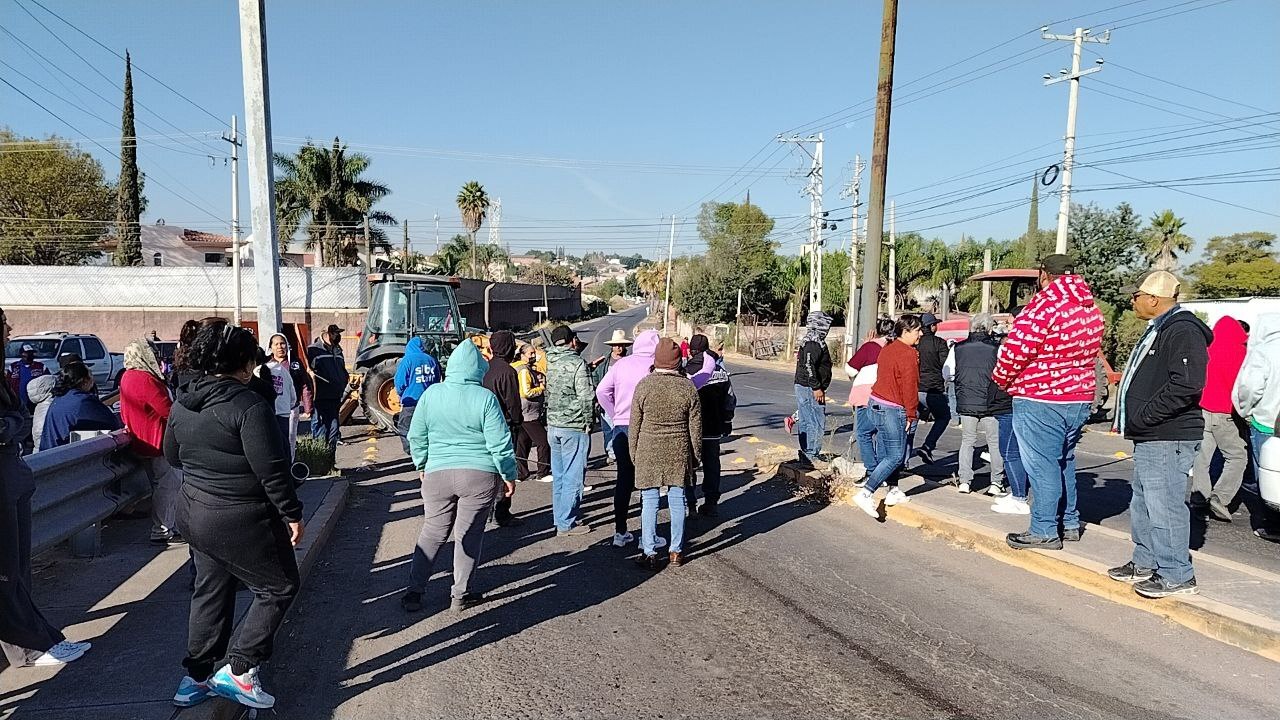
[355,273,467,432]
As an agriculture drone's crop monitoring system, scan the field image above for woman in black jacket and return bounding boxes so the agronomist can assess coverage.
[164,325,303,711]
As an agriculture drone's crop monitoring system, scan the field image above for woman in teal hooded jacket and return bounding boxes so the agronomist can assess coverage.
[401,340,517,613]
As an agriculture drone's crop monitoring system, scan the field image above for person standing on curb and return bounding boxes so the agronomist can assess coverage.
[119,339,182,545]
[514,343,551,483]
[597,330,660,547]
[1232,313,1280,542]
[793,311,833,466]
[1108,270,1209,598]
[1189,316,1249,521]
[482,331,524,528]
[845,318,895,470]
[995,254,1104,551]
[394,336,441,457]
[684,333,734,516]
[914,312,952,466]
[630,338,702,570]
[851,315,924,519]
[545,325,594,536]
[401,340,517,614]
[0,307,92,668]
[950,314,1007,495]
[306,324,350,465]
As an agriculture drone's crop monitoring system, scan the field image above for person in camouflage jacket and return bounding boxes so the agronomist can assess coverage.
[544,326,595,535]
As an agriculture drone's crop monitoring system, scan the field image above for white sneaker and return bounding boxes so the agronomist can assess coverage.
[986,484,1007,497]
[957,482,971,494]
[884,487,910,506]
[979,451,991,462]
[852,489,879,518]
[28,640,91,666]
[208,664,276,709]
[991,496,1031,515]
[536,474,554,483]
[612,532,634,547]
[583,485,594,492]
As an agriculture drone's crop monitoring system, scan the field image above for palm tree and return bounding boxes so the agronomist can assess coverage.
[1144,210,1192,272]
[275,138,396,266]
[455,181,490,277]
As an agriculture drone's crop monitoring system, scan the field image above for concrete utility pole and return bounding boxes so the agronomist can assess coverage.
[363,215,372,270]
[402,219,409,270]
[237,0,282,338]
[858,0,898,338]
[433,213,440,254]
[662,215,676,334]
[981,246,993,314]
[841,154,865,359]
[887,200,897,317]
[777,134,825,312]
[1043,25,1109,254]
[223,114,243,326]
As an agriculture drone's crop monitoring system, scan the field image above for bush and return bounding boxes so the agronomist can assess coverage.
[608,296,629,313]
[296,435,334,478]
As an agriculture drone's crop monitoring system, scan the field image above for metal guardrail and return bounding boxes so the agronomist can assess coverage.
[29,429,148,557]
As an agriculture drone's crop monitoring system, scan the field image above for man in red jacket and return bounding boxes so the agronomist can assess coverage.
[1189,316,1249,521]
[993,254,1105,550]
[118,340,183,545]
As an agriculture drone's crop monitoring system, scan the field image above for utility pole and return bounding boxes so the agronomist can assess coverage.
[1043,25,1109,254]
[887,200,897,317]
[363,215,371,270]
[840,154,865,359]
[858,0,898,337]
[489,197,501,247]
[981,247,993,314]
[237,0,282,338]
[777,134,825,312]
[433,213,440,254]
[734,287,743,355]
[223,114,243,326]
[402,219,409,270]
[662,215,676,334]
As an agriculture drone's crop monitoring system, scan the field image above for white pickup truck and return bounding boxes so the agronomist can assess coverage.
[4,331,127,393]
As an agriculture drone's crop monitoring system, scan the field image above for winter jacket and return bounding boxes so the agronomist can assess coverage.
[119,368,172,457]
[8,360,47,406]
[406,341,517,481]
[870,340,920,421]
[483,356,522,432]
[916,331,950,393]
[514,359,546,422]
[1118,307,1211,442]
[1234,312,1280,434]
[546,344,595,432]
[40,389,122,451]
[1201,316,1247,415]
[847,339,887,408]
[953,333,1012,418]
[629,371,702,491]
[993,274,1105,403]
[27,374,55,451]
[794,340,832,391]
[693,357,735,439]
[596,330,659,428]
[265,360,298,417]
[307,339,350,402]
[163,375,301,522]
[393,337,441,409]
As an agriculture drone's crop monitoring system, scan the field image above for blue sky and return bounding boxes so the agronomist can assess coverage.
[3,0,1277,261]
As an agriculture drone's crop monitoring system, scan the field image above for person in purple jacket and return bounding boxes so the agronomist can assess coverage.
[596,330,661,548]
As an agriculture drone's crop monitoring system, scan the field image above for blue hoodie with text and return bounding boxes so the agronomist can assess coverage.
[394,337,441,408]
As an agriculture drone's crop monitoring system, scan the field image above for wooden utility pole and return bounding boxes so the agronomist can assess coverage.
[363,215,372,270]
[402,219,410,270]
[857,0,898,337]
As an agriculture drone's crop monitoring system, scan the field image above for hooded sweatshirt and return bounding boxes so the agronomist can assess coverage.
[163,375,300,521]
[394,336,441,408]
[482,331,522,431]
[27,374,56,451]
[597,330,660,427]
[992,274,1105,403]
[307,338,350,402]
[407,341,517,480]
[1117,306,1212,442]
[1234,312,1280,434]
[1201,316,1248,415]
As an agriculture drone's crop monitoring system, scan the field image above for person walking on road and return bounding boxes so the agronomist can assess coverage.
[1189,316,1249,521]
[306,324,350,463]
[394,336,441,457]
[852,315,925,519]
[914,312,952,466]
[0,307,92,669]
[1108,271,1210,598]
[482,330,524,528]
[546,325,594,536]
[995,254,1104,551]
[119,339,182,544]
[950,314,1009,496]
[1232,313,1280,542]
[684,333,734,516]
[164,324,304,710]
[597,329,660,546]
[793,311,833,465]
[630,338,702,570]
[514,343,551,483]
[401,340,517,614]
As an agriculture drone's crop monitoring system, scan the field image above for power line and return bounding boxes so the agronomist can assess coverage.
[1108,0,1237,30]
[1104,60,1278,117]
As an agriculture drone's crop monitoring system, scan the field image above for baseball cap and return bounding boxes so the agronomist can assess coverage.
[21,344,34,352]
[551,325,576,346]
[1039,253,1077,275]
[325,323,344,335]
[920,312,939,327]
[1121,270,1181,299]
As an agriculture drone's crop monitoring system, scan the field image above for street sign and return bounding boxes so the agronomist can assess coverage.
[533,305,548,313]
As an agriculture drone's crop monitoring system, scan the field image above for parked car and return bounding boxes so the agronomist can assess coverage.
[4,332,126,392]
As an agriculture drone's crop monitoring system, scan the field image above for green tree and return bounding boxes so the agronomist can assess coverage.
[1196,231,1275,266]
[674,200,779,322]
[1143,209,1193,271]
[456,181,490,277]
[433,234,508,279]
[598,278,623,299]
[1069,201,1144,361]
[113,52,143,267]
[0,129,114,265]
[1195,256,1280,298]
[522,261,578,287]
[622,271,640,297]
[275,138,396,265]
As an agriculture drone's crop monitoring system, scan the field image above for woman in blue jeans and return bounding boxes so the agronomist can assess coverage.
[990,414,1030,514]
[852,315,925,519]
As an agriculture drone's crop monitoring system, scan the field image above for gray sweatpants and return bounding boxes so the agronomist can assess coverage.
[958,415,1003,487]
[407,468,501,598]
[1190,410,1249,505]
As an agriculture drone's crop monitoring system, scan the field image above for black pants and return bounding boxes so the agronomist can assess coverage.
[312,398,342,457]
[397,404,417,457]
[699,438,723,506]
[516,420,550,481]
[919,390,952,454]
[612,427,635,534]
[178,484,299,681]
[0,455,64,665]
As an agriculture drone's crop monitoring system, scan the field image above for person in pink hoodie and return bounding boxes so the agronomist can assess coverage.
[597,330,661,548]
[1190,316,1249,521]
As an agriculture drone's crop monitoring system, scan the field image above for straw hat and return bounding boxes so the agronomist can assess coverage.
[604,329,633,346]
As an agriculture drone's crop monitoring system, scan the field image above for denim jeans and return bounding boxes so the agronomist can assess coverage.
[549,427,590,531]
[312,399,342,457]
[958,415,1002,486]
[794,384,825,459]
[997,413,1027,500]
[396,403,416,457]
[1012,398,1089,538]
[640,486,686,555]
[1130,440,1198,584]
[601,415,616,460]
[851,406,876,464]
[864,399,909,493]
[919,391,952,454]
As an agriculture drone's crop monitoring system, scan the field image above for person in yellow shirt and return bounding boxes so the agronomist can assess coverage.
[513,344,551,482]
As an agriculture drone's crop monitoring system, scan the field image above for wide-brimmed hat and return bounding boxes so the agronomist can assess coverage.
[604,329,633,346]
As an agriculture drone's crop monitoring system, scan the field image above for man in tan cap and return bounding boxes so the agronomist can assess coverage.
[1109,269,1211,598]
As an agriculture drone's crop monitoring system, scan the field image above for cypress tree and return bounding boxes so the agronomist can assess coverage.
[113,51,142,267]
[1027,172,1039,235]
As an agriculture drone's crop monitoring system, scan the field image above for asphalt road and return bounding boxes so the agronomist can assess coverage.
[263,312,1280,719]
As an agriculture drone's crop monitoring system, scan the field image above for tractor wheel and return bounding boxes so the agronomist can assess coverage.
[360,359,401,433]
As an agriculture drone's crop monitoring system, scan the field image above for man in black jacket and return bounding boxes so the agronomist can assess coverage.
[950,313,1010,496]
[914,312,952,465]
[306,325,350,463]
[1109,270,1210,599]
[793,311,832,465]
[482,331,523,527]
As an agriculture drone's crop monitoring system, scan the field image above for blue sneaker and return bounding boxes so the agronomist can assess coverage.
[207,664,276,709]
[172,676,216,707]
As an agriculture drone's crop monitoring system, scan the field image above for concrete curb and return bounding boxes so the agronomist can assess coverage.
[295,479,350,582]
[771,462,1280,662]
